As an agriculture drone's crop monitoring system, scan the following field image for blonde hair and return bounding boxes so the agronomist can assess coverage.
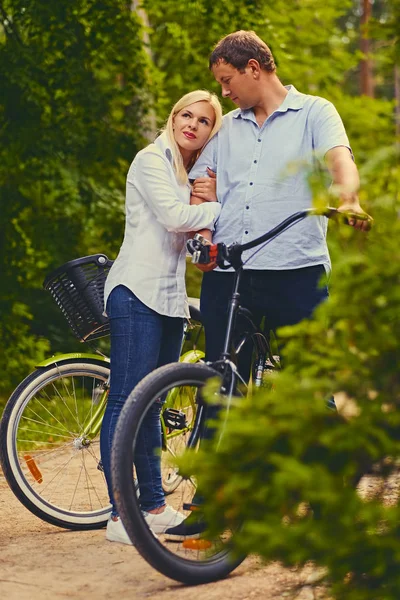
[164,90,223,185]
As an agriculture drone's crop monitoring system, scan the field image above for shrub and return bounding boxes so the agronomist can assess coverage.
[188,148,400,599]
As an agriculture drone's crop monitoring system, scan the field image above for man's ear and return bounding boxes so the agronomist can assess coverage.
[247,59,261,78]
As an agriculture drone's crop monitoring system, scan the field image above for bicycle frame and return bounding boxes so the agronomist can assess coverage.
[189,208,356,388]
[32,347,206,444]
[208,267,274,396]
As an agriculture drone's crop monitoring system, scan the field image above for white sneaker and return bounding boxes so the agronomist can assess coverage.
[143,505,185,534]
[106,516,133,545]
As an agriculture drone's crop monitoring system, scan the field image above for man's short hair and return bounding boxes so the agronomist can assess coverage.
[209,30,276,73]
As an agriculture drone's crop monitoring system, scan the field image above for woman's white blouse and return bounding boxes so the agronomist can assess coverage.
[104,132,221,318]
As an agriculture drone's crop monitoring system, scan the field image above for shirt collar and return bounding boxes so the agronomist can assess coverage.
[233,85,305,120]
[154,130,192,189]
[154,130,174,165]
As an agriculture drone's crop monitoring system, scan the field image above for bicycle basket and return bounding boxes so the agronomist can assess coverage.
[43,254,114,342]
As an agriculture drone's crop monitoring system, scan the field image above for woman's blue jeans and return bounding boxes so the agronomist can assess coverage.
[100,285,184,515]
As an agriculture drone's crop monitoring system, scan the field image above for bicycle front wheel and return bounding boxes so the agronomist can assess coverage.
[111,361,245,585]
[0,359,111,529]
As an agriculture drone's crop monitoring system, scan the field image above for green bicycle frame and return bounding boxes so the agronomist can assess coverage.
[35,349,204,443]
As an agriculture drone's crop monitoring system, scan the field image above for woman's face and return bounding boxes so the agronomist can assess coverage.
[173,101,215,159]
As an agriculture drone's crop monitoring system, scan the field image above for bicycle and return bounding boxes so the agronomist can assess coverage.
[0,254,205,530]
[110,207,371,585]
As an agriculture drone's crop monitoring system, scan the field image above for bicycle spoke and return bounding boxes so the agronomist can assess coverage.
[17,427,73,439]
[35,450,77,497]
[82,456,107,508]
[70,459,84,511]
[37,377,81,434]
[20,414,73,435]
[51,378,86,431]
[17,440,73,462]
[81,451,93,511]
[24,398,78,438]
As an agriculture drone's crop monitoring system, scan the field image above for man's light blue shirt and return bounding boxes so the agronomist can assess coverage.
[190,85,352,272]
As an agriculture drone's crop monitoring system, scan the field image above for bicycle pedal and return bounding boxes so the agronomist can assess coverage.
[163,408,187,430]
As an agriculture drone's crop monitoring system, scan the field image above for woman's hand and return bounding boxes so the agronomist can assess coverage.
[191,168,217,202]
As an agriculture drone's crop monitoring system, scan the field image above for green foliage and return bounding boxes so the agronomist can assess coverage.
[186,149,400,599]
[185,260,202,299]
[142,0,396,182]
[0,301,50,399]
[142,0,359,118]
[1,0,396,402]
[0,0,151,396]
[329,94,395,164]
[368,0,400,78]
[0,1,399,595]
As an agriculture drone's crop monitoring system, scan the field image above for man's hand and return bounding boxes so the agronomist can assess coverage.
[195,261,217,272]
[337,201,373,231]
[191,168,217,202]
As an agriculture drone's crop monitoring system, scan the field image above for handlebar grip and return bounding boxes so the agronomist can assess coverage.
[320,207,373,229]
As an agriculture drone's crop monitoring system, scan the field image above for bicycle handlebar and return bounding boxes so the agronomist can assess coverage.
[187,207,372,269]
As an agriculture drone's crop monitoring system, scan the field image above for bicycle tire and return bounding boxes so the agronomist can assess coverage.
[111,361,245,585]
[0,359,112,530]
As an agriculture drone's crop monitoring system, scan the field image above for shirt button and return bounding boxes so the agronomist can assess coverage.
[249,182,253,186]
[245,230,249,234]
[246,206,250,209]
[257,138,262,142]
[254,160,257,163]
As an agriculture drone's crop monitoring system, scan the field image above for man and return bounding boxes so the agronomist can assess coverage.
[165,30,371,540]
[190,29,370,370]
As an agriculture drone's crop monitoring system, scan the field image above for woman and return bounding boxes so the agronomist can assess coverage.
[101,90,223,544]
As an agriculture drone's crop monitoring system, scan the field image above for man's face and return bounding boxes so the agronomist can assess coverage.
[211,60,258,110]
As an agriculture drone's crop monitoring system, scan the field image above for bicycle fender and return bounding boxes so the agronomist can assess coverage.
[179,349,205,363]
[35,353,110,368]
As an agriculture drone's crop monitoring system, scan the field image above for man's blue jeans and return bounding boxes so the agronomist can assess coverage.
[200,265,329,380]
[100,285,184,515]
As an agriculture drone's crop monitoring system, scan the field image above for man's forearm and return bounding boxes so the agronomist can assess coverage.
[325,146,360,205]
[325,146,372,230]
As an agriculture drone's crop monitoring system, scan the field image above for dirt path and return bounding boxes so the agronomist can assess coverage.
[0,468,328,600]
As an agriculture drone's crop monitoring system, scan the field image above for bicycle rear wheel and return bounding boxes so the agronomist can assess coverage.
[0,359,112,529]
[111,361,245,585]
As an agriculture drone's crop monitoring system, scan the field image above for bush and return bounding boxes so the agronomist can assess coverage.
[187,148,400,599]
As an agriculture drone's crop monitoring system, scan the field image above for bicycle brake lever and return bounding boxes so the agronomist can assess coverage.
[187,237,212,264]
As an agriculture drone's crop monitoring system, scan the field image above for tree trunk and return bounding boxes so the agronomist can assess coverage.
[395,65,400,147]
[131,1,157,140]
[360,0,374,97]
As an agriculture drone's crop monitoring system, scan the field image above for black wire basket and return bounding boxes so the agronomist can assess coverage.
[43,254,114,342]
